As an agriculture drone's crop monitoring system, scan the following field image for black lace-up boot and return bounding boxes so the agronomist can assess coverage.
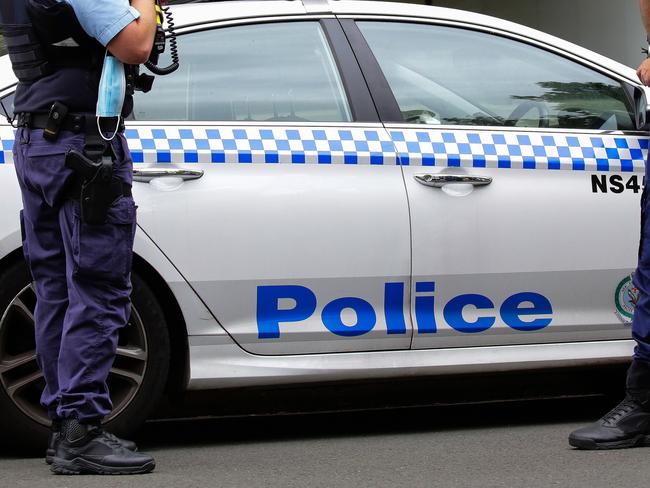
[46,419,138,465]
[45,420,62,465]
[569,360,650,449]
[51,419,154,475]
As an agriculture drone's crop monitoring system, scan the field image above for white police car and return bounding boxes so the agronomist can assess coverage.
[0,0,648,448]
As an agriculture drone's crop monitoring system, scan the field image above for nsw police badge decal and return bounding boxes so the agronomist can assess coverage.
[615,274,639,325]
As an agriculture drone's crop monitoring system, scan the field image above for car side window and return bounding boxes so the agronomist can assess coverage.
[357,21,635,131]
[132,22,352,123]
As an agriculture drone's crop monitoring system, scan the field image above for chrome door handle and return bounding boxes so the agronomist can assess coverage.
[414,174,492,188]
[133,168,204,183]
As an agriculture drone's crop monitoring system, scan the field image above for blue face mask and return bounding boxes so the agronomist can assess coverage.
[96,51,126,139]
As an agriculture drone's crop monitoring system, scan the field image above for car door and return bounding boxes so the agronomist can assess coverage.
[130,19,413,355]
[349,19,648,349]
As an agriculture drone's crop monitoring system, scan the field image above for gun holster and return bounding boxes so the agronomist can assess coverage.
[63,113,131,225]
[65,149,131,225]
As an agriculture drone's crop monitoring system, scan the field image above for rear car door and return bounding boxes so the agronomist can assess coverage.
[130,18,413,354]
[349,19,647,349]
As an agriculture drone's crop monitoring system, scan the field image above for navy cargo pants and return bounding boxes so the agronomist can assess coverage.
[634,155,650,363]
[13,127,136,422]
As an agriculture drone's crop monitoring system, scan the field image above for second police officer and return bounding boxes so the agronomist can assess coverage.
[2,0,158,475]
[570,0,650,450]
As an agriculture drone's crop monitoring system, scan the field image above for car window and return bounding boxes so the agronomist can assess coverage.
[357,21,635,131]
[133,22,352,122]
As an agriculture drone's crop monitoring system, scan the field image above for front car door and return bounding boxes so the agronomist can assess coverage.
[130,18,413,354]
[350,19,647,349]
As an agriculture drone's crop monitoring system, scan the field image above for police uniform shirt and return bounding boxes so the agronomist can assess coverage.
[58,0,141,46]
[13,0,141,114]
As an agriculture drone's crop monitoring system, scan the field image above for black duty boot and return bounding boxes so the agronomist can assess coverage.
[51,419,154,475]
[45,420,62,465]
[46,420,138,465]
[569,360,650,450]
[568,396,650,449]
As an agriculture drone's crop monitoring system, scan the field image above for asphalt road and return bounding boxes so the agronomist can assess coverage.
[3,394,650,488]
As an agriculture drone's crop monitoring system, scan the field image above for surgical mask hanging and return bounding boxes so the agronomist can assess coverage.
[96,50,126,141]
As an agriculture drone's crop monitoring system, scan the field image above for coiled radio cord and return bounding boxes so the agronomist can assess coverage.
[145,3,179,76]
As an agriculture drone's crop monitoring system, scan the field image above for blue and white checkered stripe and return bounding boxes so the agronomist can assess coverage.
[125,126,397,165]
[391,129,649,172]
[0,126,14,164]
[0,125,647,171]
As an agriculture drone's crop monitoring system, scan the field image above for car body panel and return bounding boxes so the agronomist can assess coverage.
[171,0,308,28]
[0,125,22,259]
[393,126,646,348]
[187,335,633,389]
[129,123,413,354]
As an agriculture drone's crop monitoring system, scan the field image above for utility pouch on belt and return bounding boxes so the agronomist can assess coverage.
[65,150,129,225]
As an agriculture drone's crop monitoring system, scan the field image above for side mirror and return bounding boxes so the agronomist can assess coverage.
[634,86,650,131]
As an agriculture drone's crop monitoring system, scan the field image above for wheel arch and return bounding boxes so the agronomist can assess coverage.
[132,252,190,397]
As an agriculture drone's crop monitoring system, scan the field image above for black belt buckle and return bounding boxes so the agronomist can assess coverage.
[17,112,31,128]
[43,102,68,142]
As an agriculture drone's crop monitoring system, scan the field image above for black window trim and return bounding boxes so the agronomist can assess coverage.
[339,19,403,123]
[320,19,379,123]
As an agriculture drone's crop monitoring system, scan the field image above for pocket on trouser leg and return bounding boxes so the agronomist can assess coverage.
[72,197,137,283]
[23,136,83,207]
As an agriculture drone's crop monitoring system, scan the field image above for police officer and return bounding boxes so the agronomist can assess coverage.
[1,0,157,474]
[569,0,650,449]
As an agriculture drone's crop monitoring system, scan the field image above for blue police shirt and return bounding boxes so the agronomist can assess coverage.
[60,0,141,47]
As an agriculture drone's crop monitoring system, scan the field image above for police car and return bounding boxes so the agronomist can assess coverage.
[0,0,648,448]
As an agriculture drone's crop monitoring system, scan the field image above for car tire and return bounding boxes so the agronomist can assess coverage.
[0,258,170,453]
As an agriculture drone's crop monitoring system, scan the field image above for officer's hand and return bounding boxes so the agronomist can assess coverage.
[638,58,650,86]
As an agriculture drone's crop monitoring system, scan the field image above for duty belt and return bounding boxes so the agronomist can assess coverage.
[15,112,125,134]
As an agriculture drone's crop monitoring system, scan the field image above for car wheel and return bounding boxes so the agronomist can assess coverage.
[0,258,170,452]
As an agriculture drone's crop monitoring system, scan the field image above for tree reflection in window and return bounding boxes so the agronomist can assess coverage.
[511,81,634,130]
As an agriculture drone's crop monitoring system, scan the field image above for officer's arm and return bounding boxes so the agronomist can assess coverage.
[107,0,157,65]
[638,0,650,85]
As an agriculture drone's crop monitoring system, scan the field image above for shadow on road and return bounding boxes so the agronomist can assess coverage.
[135,365,628,450]
[0,365,628,457]
[138,395,614,451]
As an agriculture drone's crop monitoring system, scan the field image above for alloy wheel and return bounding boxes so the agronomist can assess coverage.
[0,283,148,425]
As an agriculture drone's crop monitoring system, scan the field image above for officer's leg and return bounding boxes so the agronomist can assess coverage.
[568,187,650,449]
[54,133,136,422]
[51,143,153,474]
[19,193,68,419]
[13,128,71,420]
[631,184,650,374]
[56,195,136,422]
[625,181,650,415]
